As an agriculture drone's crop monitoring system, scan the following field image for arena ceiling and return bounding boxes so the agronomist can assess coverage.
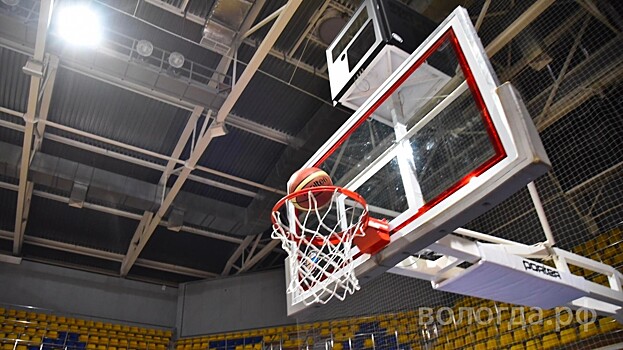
[0,0,621,285]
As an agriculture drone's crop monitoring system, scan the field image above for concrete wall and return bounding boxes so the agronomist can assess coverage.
[0,261,178,327]
[177,269,292,337]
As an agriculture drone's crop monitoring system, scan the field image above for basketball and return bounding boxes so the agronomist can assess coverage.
[288,167,333,211]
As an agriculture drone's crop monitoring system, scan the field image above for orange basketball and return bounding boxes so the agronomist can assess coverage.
[288,167,333,211]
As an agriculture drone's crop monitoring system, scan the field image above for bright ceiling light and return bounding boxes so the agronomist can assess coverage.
[57,5,102,47]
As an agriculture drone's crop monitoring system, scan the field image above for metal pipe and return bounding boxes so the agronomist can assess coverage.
[527,181,556,246]
[485,0,556,57]
[243,5,285,39]
[0,106,24,118]
[0,117,283,195]
[0,180,246,245]
[0,230,216,278]
[0,118,266,197]
[453,227,523,246]
[475,0,491,31]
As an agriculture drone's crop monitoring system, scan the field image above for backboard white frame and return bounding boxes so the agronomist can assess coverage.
[285,7,550,316]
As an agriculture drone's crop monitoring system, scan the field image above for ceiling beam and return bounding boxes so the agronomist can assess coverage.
[13,0,54,255]
[287,0,331,58]
[221,234,256,276]
[138,0,324,79]
[19,54,60,249]
[0,115,285,197]
[485,0,556,57]
[237,239,280,274]
[0,180,247,245]
[0,35,296,147]
[0,230,216,279]
[208,0,266,91]
[119,0,303,277]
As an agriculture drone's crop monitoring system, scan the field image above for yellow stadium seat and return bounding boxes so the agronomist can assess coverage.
[475,330,487,341]
[599,317,621,332]
[473,341,486,350]
[500,333,513,347]
[525,339,540,350]
[559,328,577,345]
[542,333,559,349]
[543,319,557,333]
[513,327,528,342]
[486,339,498,349]
[578,322,599,339]
[16,345,27,350]
[1,344,12,350]
[509,345,524,350]
[86,344,97,350]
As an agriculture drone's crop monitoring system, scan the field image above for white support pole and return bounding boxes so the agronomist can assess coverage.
[527,181,556,246]
[242,5,285,39]
[13,0,54,255]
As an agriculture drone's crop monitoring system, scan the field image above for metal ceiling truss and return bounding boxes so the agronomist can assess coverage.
[207,0,266,91]
[139,0,325,79]
[0,180,248,245]
[119,0,304,277]
[0,108,284,198]
[0,230,215,279]
[222,233,283,275]
[221,234,256,276]
[13,0,54,255]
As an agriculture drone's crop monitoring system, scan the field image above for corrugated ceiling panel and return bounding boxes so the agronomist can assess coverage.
[25,195,137,254]
[0,47,30,113]
[40,138,164,184]
[232,46,330,135]
[140,226,239,272]
[0,123,24,147]
[22,244,122,274]
[187,0,219,19]
[178,180,254,207]
[48,68,192,157]
[233,75,323,135]
[92,0,222,70]
[0,187,17,232]
[250,0,322,52]
[197,127,287,184]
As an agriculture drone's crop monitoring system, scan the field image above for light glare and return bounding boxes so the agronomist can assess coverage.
[58,5,102,47]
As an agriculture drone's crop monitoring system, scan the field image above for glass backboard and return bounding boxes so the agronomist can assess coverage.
[285,7,550,315]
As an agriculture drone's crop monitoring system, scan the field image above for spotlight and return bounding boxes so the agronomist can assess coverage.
[57,5,102,47]
[136,39,154,57]
[168,52,185,69]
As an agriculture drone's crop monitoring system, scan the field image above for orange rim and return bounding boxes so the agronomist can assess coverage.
[271,186,369,245]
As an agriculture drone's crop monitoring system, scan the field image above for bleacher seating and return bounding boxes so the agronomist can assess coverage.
[0,308,172,350]
[174,228,622,350]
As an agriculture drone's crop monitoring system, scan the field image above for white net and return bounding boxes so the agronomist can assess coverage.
[271,187,369,306]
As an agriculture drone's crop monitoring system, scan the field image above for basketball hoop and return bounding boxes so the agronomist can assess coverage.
[271,186,370,305]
